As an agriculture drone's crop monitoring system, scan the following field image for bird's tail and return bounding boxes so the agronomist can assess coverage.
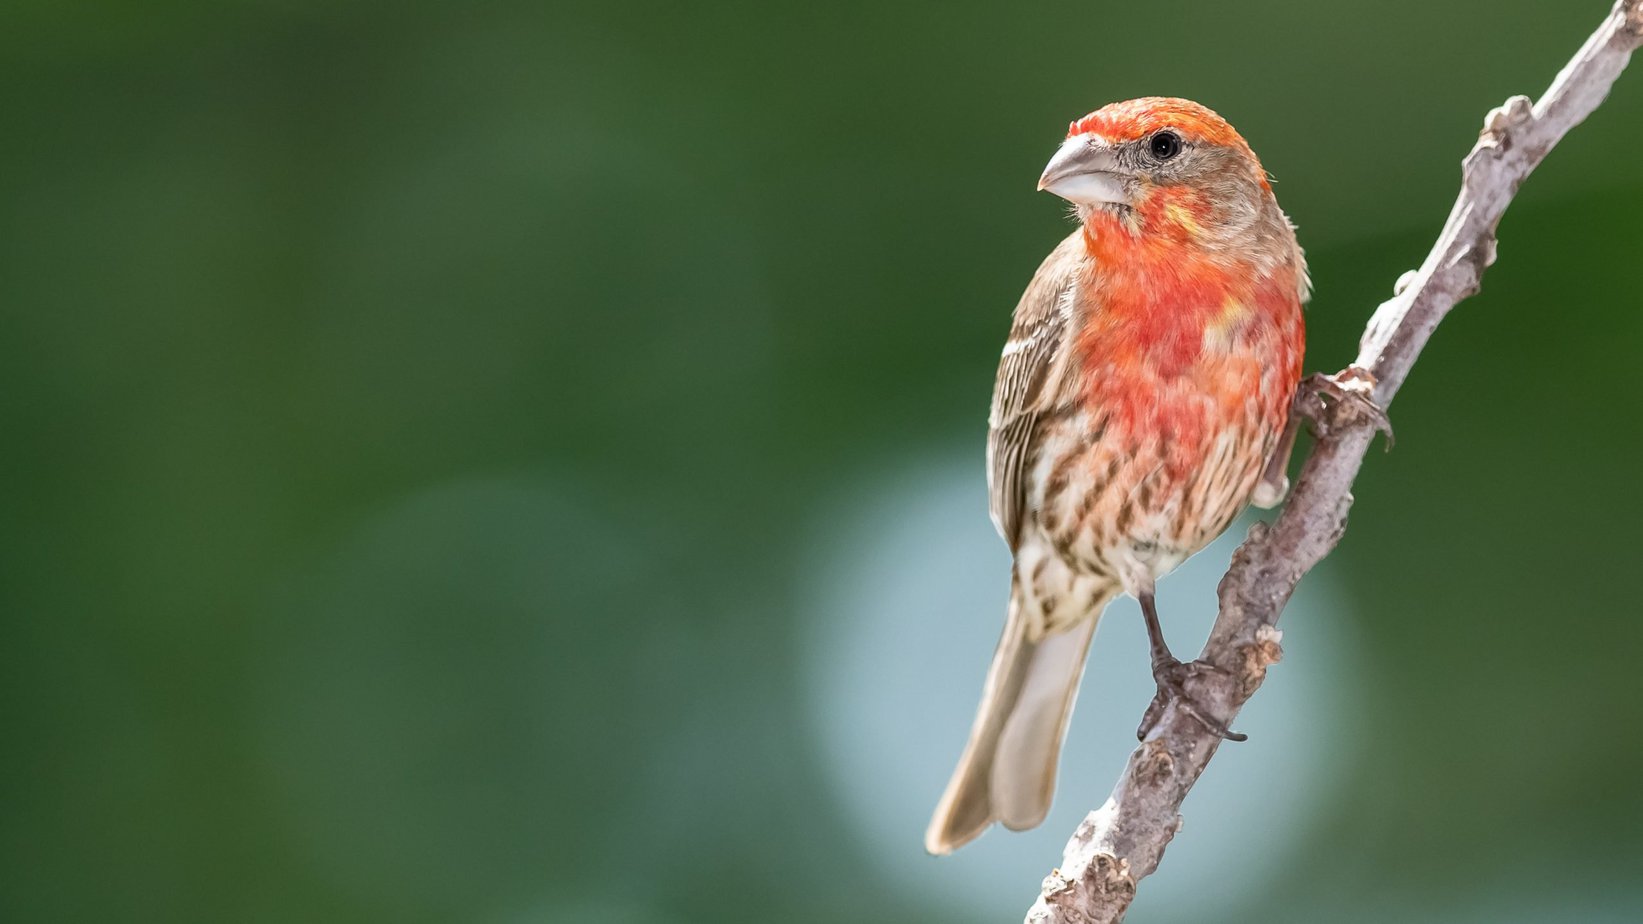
[924,577,1112,855]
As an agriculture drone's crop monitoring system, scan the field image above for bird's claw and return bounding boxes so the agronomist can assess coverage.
[1294,367,1394,448]
[1253,367,1391,508]
[1137,658,1247,742]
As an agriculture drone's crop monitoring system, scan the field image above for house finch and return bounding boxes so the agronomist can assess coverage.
[926,98,1308,855]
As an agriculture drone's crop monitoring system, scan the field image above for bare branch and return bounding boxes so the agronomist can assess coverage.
[1025,3,1643,921]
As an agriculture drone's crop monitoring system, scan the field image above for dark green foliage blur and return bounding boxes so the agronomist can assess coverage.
[2,1,1641,921]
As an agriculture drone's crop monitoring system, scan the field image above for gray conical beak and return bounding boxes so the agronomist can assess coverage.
[1037,136,1130,206]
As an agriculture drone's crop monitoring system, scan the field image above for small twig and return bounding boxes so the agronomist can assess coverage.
[1024,2,1643,921]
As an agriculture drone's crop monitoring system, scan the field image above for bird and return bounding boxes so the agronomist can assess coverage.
[925,98,1308,855]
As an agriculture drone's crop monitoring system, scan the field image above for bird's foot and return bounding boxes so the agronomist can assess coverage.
[1137,658,1247,742]
[1253,367,1392,508]
[1294,367,1394,446]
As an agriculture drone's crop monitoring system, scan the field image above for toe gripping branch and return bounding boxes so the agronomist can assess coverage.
[1136,590,1248,743]
[1295,367,1394,446]
[1139,658,1248,743]
[1255,366,1394,508]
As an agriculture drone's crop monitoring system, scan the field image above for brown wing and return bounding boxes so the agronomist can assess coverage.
[988,231,1090,550]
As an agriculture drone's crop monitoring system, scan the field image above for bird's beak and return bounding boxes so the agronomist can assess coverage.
[1037,136,1130,206]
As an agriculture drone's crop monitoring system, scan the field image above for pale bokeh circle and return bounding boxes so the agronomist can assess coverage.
[800,446,1366,923]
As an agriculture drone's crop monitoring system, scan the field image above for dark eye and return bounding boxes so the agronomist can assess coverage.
[1149,131,1182,161]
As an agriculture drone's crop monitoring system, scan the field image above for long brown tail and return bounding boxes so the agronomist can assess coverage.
[925,580,1112,854]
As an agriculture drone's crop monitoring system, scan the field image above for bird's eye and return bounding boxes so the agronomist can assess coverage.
[1149,131,1182,161]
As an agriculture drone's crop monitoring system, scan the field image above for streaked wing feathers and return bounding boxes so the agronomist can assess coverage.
[988,232,1089,549]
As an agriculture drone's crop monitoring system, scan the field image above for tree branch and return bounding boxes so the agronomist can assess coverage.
[1024,2,1643,921]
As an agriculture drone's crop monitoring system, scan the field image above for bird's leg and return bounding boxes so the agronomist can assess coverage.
[1136,590,1247,742]
[1251,413,1301,509]
[1293,367,1394,445]
[1253,367,1393,508]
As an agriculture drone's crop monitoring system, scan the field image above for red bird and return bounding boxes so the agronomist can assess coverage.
[926,98,1308,854]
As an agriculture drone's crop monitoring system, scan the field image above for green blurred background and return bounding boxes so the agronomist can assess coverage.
[4,0,1641,921]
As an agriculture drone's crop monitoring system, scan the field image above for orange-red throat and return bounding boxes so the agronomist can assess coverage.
[1072,190,1301,475]
[1038,97,1307,469]
[1072,216,1305,481]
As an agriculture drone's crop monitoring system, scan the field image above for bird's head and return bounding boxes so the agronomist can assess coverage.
[1038,97,1281,247]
